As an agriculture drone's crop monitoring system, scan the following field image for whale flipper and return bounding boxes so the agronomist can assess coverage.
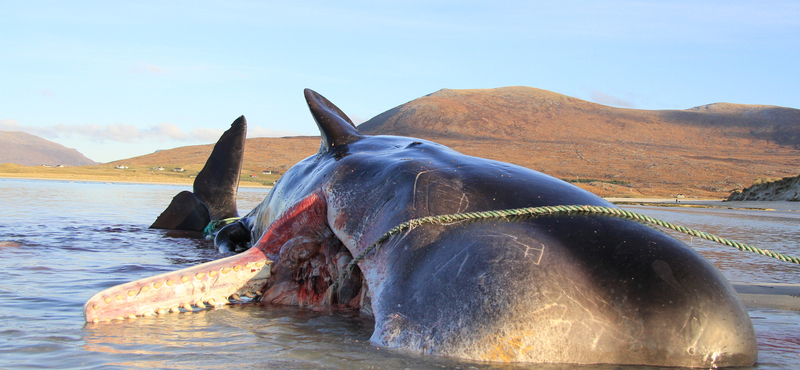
[150,116,246,230]
[193,115,246,220]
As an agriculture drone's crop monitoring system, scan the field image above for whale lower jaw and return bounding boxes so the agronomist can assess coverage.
[83,247,272,323]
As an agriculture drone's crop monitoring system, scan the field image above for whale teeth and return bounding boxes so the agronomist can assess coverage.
[85,252,274,323]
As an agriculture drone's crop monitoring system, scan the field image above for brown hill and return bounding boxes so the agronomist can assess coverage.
[357,87,800,198]
[0,130,96,166]
[108,87,799,198]
[358,87,800,147]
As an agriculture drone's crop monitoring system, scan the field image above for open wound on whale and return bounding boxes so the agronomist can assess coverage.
[85,191,365,322]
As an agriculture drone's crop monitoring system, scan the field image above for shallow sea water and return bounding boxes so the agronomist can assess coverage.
[0,178,798,369]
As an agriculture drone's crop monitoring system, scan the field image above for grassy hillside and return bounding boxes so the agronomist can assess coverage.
[358,87,800,198]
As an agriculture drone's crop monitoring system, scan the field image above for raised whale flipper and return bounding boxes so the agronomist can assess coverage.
[193,115,246,220]
[304,89,361,151]
[150,116,246,230]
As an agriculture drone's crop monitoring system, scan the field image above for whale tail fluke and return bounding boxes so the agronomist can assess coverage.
[149,191,210,231]
[150,116,247,230]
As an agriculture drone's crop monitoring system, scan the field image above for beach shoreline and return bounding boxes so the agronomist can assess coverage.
[0,174,272,188]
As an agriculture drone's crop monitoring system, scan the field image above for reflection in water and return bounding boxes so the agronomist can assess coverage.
[0,179,798,369]
[749,308,800,369]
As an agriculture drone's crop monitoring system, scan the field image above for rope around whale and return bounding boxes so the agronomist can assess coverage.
[330,204,799,293]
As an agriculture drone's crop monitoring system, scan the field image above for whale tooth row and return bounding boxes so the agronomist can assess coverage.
[88,260,269,323]
[101,260,271,299]
[89,290,265,323]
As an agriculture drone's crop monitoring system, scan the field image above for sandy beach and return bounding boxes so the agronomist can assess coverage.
[606,197,800,211]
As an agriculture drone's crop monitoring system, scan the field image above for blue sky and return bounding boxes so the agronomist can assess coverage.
[2,1,798,163]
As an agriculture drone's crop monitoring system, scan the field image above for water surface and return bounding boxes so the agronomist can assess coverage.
[0,179,797,369]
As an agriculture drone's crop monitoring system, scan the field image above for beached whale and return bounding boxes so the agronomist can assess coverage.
[85,89,757,367]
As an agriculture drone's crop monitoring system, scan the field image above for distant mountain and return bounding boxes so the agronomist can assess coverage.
[0,131,96,166]
[356,86,799,197]
[358,86,800,147]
